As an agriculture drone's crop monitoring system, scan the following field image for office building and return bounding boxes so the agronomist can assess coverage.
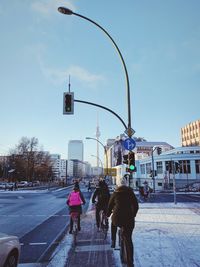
[68,140,84,161]
[181,119,200,146]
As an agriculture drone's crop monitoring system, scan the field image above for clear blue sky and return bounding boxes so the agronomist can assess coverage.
[0,0,200,166]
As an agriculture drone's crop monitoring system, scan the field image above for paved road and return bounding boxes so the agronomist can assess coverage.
[0,185,92,265]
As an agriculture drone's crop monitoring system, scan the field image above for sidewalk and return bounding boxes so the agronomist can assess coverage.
[47,206,118,267]
[47,199,200,267]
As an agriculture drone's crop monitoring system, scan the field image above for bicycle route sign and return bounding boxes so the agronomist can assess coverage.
[123,138,136,151]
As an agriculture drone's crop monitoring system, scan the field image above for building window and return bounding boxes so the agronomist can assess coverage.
[158,182,162,187]
[180,160,191,174]
[146,163,151,174]
[140,164,145,174]
[156,161,163,174]
[195,160,200,174]
[165,161,172,173]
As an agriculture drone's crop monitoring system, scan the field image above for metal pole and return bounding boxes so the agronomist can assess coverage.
[86,137,108,175]
[151,150,155,193]
[91,155,103,177]
[173,161,177,204]
[58,7,133,136]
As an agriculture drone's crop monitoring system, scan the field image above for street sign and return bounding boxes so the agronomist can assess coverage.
[104,168,117,176]
[125,127,135,137]
[123,138,136,151]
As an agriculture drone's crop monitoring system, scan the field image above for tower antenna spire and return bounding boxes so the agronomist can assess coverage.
[68,75,71,92]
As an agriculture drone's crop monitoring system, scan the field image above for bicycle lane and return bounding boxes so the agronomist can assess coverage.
[46,196,122,267]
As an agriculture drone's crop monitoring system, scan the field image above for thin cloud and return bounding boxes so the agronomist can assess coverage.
[39,59,105,87]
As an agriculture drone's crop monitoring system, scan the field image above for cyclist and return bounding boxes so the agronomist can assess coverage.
[107,176,139,267]
[66,183,85,234]
[92,179,110,230]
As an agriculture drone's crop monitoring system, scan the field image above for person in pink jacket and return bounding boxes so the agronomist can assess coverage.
[66,183,85,233]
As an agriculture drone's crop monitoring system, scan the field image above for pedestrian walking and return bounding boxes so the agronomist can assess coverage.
[107,176,139,267]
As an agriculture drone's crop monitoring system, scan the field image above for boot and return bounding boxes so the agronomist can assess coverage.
[111,240,116,248]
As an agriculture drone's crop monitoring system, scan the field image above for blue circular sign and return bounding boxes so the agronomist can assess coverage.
[123,138,136,151]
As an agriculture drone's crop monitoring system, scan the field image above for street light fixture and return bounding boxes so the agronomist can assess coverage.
[86,137,108,175]
[58,6,134,137]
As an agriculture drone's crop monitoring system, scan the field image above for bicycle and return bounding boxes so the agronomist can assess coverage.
[70,211,79,246]
[99,209,109,239]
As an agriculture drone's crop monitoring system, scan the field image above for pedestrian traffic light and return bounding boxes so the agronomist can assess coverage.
[150,170,157,178]
[128,152,137,172]
[157,147,162,155]
[63,92,74,114]
[123,154,128,164]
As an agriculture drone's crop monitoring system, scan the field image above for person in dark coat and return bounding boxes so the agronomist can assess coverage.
[66,183,85,233]
[107,178,139,267]
[92,180,110,229]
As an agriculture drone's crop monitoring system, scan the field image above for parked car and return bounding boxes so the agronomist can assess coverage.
[0,182,7,189]
[32,180,40,186]
[17,181,28,188]
[0,232,21,267]
[5,183,15,191]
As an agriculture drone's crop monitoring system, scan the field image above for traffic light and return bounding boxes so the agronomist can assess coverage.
[128,152,137,172]
[63,92,74,114]
[123,154,128,164]
[157,147,162,155]
[150,170,157,178]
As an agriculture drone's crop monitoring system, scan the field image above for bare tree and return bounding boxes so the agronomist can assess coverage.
[8,137,52,182]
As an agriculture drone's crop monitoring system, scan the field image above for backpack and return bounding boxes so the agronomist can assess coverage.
[68,191,82,206]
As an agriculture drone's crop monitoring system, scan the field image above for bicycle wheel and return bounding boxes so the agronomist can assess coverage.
[73,224,78,246]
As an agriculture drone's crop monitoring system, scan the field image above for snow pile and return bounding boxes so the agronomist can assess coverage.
[134,202,200,267]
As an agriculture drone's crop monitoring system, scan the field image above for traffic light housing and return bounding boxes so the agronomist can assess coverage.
[123,154,128,164]
[157,147,162,155]
[63,92,74,114]
[128,152,137,172]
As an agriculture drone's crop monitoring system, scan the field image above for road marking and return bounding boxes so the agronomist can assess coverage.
[75,244,112,252]
[18,263,44,266]
[78,238,105,242]
[29,242,47,246]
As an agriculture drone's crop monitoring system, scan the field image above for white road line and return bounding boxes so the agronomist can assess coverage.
[29,242,47,246]
[75,244,112,252]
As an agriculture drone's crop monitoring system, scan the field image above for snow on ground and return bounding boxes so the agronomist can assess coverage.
[134,202,200,267]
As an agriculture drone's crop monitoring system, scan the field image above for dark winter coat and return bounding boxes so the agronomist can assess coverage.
[66,189,86,214]
[107,185,139,227]
[92,186,110,210]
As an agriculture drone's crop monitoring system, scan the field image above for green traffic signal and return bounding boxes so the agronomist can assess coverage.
[129,164,136,171]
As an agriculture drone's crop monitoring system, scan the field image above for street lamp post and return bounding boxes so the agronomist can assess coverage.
[91,154,104,177]
[86,137,108,175]
[151,146,157,193]
[58,7,134,137]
